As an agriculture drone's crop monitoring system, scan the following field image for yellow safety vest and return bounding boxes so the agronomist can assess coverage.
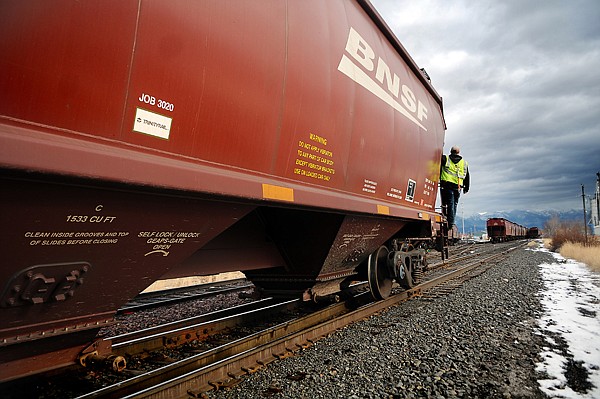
[441,157,467,187]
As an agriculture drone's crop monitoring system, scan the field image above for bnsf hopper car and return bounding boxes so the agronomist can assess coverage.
[0,0,446,381]
[486,218,528,243]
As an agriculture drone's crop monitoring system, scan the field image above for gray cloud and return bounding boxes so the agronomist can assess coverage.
[372,0,600,214]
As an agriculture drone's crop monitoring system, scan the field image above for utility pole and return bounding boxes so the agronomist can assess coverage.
[595,172,600,236]
[582,184,588,245]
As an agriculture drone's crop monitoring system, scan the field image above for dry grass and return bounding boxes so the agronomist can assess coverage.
[542,216,600,272]
[542,238,552,250]
[559,241,600,272]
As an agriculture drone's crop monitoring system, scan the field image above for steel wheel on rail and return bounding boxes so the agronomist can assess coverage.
[368,246,393,300]
[397,242,415,289]
[398,254,414,289]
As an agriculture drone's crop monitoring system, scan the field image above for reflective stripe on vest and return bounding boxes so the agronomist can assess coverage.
[441,157,467,186]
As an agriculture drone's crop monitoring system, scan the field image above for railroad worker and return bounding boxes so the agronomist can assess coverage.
[439,145,470,227]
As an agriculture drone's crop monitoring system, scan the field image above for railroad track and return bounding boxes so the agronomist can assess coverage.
[2,241,525,398]
[117,279,252,314]
[87,242,525,398]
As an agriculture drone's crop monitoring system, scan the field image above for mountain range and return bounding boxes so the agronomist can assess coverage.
[455,209,586,236]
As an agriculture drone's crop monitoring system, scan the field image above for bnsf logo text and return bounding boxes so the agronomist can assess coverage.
[338,27,429,131]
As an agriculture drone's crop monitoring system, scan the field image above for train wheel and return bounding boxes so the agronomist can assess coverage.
[398,255,414,289]
[368,246,393,300]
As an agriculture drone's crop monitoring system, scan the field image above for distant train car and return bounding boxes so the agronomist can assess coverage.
[527,227,540,238]
[486,218,528,243]
[0,0,446,381]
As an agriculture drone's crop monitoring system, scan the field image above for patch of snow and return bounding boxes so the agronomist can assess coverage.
[529,242,600,398]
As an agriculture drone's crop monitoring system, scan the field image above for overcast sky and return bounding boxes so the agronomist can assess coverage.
[370,0,600,215]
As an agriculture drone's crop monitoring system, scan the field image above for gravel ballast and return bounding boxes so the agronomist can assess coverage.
[207,245,554,398]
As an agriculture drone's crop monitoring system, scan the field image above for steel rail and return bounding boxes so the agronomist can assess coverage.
[109,297,281,350]
[415,241,525,294]
[76,241,527,398]
[117,281,253,314]
[427,240,519,269]
[113,299,299,357]
[74,297,359,399]
[126,278,248,302]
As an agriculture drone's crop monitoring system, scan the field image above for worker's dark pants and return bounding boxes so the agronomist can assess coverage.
[441,186,460,227]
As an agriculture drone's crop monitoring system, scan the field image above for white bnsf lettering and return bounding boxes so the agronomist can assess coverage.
[338,27,428,130]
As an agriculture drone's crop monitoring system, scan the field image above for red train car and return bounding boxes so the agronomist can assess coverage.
[486,218,528,243]
[527,227,540,238]
[0,0,446,380]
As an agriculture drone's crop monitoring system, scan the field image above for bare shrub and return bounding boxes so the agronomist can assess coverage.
[544,216,600,270]
[545,218,587,252]
[543,215,561,238]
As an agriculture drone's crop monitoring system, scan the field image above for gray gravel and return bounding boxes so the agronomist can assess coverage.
[207,244,553,398]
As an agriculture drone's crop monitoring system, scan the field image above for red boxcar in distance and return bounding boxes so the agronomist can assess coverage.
[486,218,528,243]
